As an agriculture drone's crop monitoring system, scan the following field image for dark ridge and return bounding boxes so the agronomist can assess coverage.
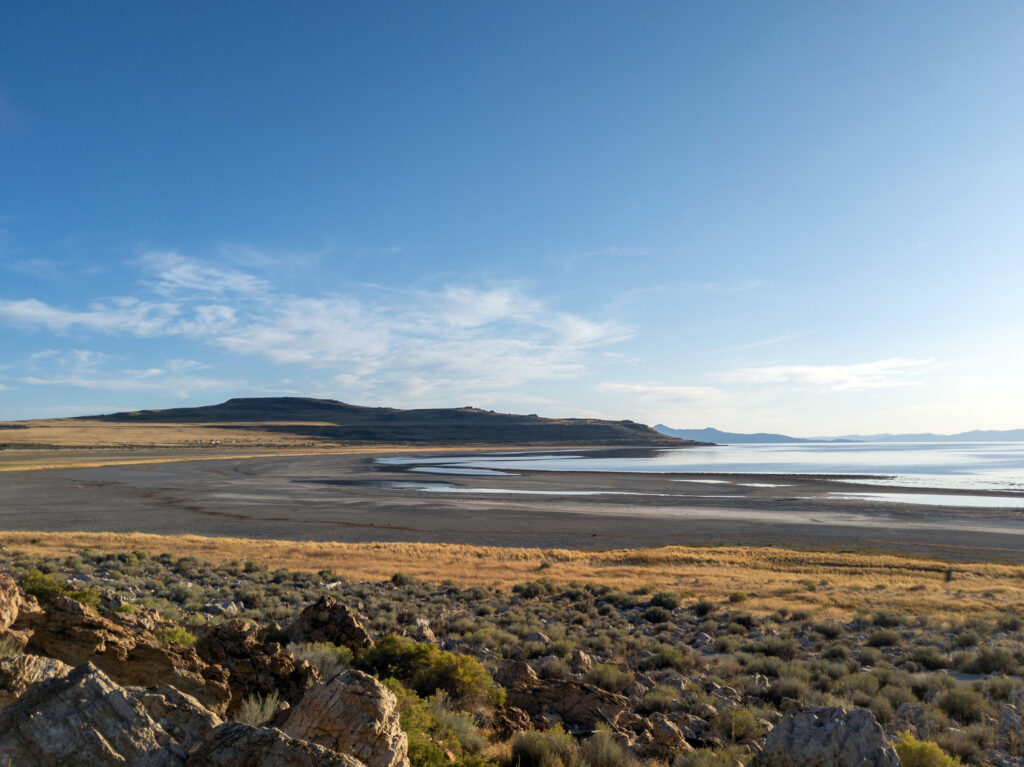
[80,397,703,447]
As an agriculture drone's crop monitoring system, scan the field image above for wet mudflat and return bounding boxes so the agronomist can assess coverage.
[1,450,1024,560]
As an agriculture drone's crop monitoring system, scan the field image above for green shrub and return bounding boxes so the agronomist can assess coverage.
[749,636,799,660]
[693,598,716,617]
[66,587,101,610]
[291,641,353,678]
[511,727,577,767]
[640,643,697,672]
[866,629,900,647]
[649,592,680,609]
[578,725,638,767]
[727,592,748,604]
[959,646,1018,675]
[584,663,634,693]
[894,730,963,766]
[155,625,197,648]
[936,685,988,724]
[711,708,765,741]
[642,684,682,713]
[18,569,65,605]
[873,610,905,628]
[232,690,280,726]
[643,606,672,623]
[357,635,499,707]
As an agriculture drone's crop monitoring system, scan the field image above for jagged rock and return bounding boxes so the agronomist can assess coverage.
[692,632,715,652]
[494,659,539,689]
[0,573,23,629]
[0,663,187,766]
[410,617,435,643]
[133,685,222,753]
[16,596,230,714]
[203,600,243,616]
[491,705,533,739]
[0,653,71,708]
[285,596,373,653]
[507,679,629,729]
[283,669,409,767]
[646,712,695,758]
[752,707,900,767]
[569,648,594,674]
[187,722,366,767]
[526,631,552,646]
[194,619,317,711]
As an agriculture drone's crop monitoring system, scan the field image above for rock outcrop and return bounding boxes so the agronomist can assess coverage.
[194,619,317,710]
[0,652,70,708]
[506,679,629,729]
[133,685,223,754]
[0,663,198,766]
[0,573,23,629]
[187,722,367,767]
[285,596,373,652]
[752,707,900,767]
[493,658,540,689]
[14,596,231,714]
[283,669,409,767]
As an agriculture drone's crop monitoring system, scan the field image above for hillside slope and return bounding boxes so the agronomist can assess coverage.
[80,397,696,446]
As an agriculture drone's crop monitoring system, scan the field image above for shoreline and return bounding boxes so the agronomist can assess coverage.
[0,448,1023,561]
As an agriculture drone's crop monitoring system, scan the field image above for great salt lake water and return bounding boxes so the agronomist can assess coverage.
[377,442,1024,495]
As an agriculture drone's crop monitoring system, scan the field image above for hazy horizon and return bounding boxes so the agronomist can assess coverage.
[2,3,1022,434]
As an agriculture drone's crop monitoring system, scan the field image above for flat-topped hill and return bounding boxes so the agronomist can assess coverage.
[77,396,692,446]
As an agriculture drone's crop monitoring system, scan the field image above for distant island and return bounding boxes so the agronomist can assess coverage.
[63,397,699,447]
[656,424,1024,444]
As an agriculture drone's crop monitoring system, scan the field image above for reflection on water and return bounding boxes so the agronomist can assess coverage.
[377,443,1024,493]
[829,492,1024,508]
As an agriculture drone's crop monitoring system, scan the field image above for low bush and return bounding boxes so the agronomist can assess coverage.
[18,569,65,605]
[233,690,280,726]
[357,635,499,707]
[894,730,963,766]
[649,592,680,609]
[155,625,197,648]
[291,641,353,678]
[585,663,634,693]
[936,685,988,724]
[510,727,576,767]
[710,708,766,741]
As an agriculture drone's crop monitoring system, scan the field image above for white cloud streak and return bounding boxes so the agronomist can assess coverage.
[1,253,631,399]
[139,251,269,295]
[721,358,933,391]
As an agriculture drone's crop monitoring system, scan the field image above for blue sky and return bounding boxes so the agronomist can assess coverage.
[1,2,1022,434]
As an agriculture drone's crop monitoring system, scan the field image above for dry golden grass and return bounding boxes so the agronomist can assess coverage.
[2,531,1020,620]
[0,419,336,448]
[0,418,608,472]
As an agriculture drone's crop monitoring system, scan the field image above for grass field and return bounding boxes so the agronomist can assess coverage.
[3,531,1021,621]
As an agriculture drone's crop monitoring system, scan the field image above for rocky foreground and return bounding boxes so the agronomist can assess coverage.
[0,549,1020,765]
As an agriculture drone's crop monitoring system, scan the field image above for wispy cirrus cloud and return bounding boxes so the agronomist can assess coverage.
[0,252,631,400]
[138,251,269,295]
[720,358,933,391]
[0,297,181,336]
[20,349,239,397]
[595,382,727,404]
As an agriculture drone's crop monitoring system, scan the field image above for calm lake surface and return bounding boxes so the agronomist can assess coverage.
[378,442,1024,493]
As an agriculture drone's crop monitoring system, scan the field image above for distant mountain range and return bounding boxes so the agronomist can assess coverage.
[655,424,1024,444]
[80,397,700,447]
[653,426,855,444]
[832,429,1024,443]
